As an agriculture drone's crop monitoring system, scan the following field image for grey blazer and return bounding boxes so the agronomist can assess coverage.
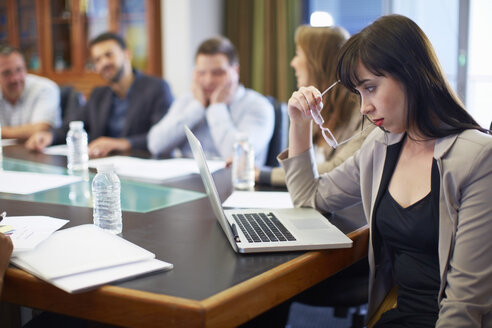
[280,128,492,327]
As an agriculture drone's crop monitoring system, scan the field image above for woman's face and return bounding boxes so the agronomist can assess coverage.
[354,62,407,134]
[291,46,310,88]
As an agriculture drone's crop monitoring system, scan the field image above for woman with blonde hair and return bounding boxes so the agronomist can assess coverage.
[257,25,373,186]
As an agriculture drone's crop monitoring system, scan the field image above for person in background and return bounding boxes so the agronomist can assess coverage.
[256,25,373,186]
[25,32,173,158]
[0,45,60,140]
[282,14,492,327]
[147,36,274,166]
[0,232,13,294]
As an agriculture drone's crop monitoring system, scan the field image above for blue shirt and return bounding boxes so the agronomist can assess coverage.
[106,93,129,138]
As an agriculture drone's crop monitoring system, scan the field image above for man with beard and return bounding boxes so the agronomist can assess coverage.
[25,32,173,158]
[0,45,61,140]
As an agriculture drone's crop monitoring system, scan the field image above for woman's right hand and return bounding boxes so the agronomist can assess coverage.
[287,86,323,124]
[287,86,323,158]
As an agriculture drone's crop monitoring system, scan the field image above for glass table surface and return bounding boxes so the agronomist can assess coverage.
[0,157,205,213]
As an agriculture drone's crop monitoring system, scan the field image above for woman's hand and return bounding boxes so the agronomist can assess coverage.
[287,86,322,158]
[287,86,323,125]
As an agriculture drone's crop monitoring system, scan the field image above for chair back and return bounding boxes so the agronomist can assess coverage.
[265,96,288,167]
[60,86,86,124]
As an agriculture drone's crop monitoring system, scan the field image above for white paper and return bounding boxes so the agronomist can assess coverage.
[11,224,173,294]
[0,170,82,194]
[12,224,156,279]
[2,216,69,254]
[43,144,68,156]
[1,138,17,147]
[222,191,294,209]
[88,156,225,183]
[50,259,172,293]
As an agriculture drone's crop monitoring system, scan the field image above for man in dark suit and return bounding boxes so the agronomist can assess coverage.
[25,32,173,158]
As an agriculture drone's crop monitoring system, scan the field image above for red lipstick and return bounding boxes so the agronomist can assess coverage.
[373,118,384,127]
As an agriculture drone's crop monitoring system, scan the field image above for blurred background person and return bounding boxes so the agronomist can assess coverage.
[25,32,173,158]
[0,45,60,140]
[256,25,373,187]
[147,36,274,166]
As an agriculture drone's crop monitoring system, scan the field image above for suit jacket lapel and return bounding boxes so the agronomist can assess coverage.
[121,72,141,136]
[95,90,114,138]
[371,135,405,264]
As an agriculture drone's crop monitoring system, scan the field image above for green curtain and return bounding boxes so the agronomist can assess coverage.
[225,0,304,102]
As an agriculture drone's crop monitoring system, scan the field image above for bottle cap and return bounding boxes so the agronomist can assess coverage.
[69,121,84,129]
[96,163,115,173]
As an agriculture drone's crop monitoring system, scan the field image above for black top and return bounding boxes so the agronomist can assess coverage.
[374,157,440,327]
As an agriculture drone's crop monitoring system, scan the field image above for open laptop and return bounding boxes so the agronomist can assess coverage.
[184,126,352,253]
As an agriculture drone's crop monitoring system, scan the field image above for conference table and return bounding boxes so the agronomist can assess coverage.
[0,144,368,328]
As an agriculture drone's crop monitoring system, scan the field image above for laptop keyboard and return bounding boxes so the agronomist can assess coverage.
[232,212,296,243]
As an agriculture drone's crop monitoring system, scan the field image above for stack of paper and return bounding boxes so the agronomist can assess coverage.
[11,224,173,293]
[88,156,225,183]
[42,144,68,156]
[2,216,69,255]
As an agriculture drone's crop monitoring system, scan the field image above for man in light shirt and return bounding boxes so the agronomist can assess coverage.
[0,45,60,140]
[147,36,274,166]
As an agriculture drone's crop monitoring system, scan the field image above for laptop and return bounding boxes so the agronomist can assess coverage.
[184,126,353,253]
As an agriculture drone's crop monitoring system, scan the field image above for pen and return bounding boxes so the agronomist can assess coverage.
[0,212,6,223]
[231,223,241,243]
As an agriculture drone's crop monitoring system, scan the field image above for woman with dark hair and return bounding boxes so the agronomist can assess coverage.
[281,14,491,327]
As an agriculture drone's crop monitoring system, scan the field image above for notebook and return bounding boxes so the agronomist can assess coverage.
[184,126,353,253]
[11,224,173,293]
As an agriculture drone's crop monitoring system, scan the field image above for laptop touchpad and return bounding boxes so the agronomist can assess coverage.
[291,219,330,230]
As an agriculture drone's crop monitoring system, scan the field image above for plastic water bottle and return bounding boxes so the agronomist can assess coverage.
[232,133,255,190]
[92,164,122,234]
[66,121,88,173]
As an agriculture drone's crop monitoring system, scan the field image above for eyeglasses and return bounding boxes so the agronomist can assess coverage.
[311,80,373,149]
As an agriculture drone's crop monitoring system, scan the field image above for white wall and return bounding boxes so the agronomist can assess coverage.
[467,0,492,128]
[392,0,459,91]
[393,0,491,128]
[162,0,223,97]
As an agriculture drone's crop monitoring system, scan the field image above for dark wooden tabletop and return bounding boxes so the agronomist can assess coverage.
[0,144,368,327]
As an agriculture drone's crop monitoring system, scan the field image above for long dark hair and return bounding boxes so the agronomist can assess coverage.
[336,14,487,138]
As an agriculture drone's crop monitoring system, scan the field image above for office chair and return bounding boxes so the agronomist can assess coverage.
[59,86,86,124]
[264,96,289,167]
[293,257,369,328]
[293,204,369,328]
